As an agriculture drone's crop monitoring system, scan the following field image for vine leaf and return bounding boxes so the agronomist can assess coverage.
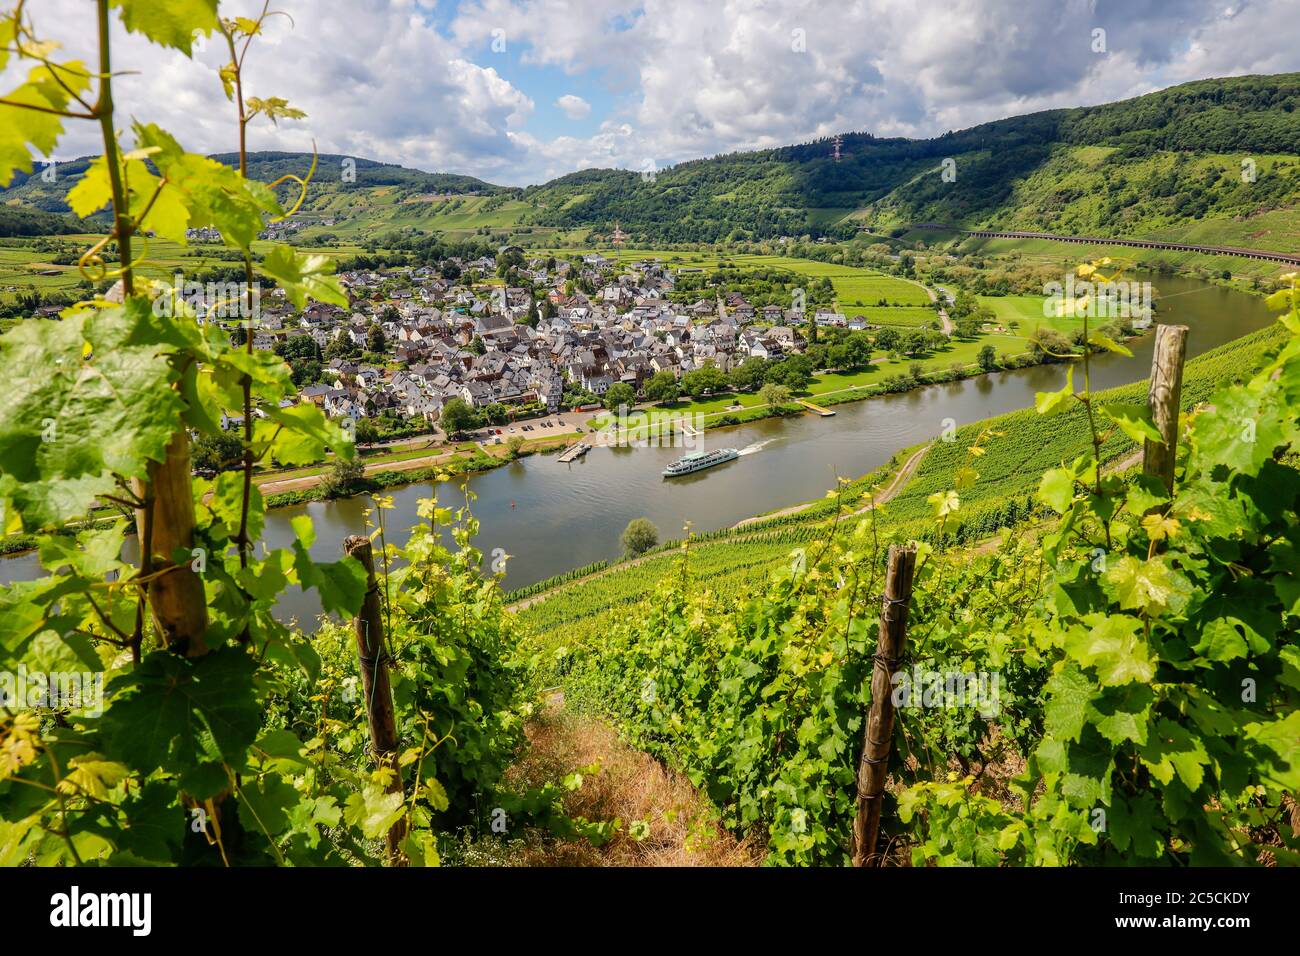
[1042,663,1093,743]
[1065,615,1156,686]
[102,647,261,774]
[0,303,184,529]
[290,516,367,617]
[0,61,92,186]
[259,245,349,309]
[1098,403,1162,444]
[1034,366,1074,416]
[109,0,219,56]
[1037,467,1076,514]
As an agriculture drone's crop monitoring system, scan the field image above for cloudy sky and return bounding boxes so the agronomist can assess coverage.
[7,0,1299,186]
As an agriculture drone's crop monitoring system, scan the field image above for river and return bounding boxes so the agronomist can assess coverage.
[0,273,1277,624]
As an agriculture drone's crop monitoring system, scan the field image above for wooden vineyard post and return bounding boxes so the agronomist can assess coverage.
[343,534,408,866]
[132,431,209,656]
[1142,324,1189,497]
[853,543,917,867]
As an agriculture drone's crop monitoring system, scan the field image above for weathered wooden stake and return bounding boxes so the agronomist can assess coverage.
[1142,324,1189,497]
[343,534,408,866]
[853,543,917,867]
[133,430,208,656]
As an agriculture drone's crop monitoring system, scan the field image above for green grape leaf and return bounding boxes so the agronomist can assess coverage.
[1038,467,1076,514]
[1099,404,1162,445]
[1088,331,1132,357]
[246,96,307,125]
[259,245,349,309]
[1066,614,1156,686]
[109,0,219,55]
[1034,365,1074,416]
[260,401,352,466]
[102,647,261,774]
[1043,663,1093,742]
[343,786,404,840]
[1243,711,1300,790]
[134,123,282,250]
[236,773,299,837]
[1106,792,1165,858]
[0,61,91,186]
[1103,555,1193,617]
[1124,473,1169,517]
[1138,720,1210,791]
[1189,381,1285,473]
[291,535,368,618]
[0,304,184,529]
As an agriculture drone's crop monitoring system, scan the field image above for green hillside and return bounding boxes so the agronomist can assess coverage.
[0,151,518,240]
[515,74,1300,244]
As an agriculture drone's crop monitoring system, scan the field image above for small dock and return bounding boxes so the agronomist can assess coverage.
[797,399,836,417]
[557,441,591,463]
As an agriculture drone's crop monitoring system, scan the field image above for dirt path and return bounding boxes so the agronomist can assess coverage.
[731,442,931,529]
[502,699,761,866]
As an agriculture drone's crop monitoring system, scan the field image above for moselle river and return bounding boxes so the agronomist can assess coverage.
[0,274,1278,624]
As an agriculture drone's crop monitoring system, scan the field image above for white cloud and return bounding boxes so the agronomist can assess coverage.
[1,0,535,182]
[555,94,592,119]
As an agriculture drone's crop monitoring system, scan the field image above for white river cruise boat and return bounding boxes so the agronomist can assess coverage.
[662,447,739,477]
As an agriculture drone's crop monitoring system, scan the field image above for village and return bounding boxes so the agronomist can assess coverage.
[235,250,873,441]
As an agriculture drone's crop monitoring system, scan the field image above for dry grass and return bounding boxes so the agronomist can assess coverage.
[503,702,763,867]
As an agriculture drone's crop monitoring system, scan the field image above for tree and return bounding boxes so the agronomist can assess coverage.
[759,382,792,410]
[978,343,999,371]
[354,418,381,444]
[191,431,244,473]
[643,370,680,404]
[682,364,729,399]
[506,435,525,458]
[620,517,659,558]
[1029,326,1072,360]
[483,403,509,426]
[764,359,810,391]
[604,381,636,411]
[440,397,479,438]
[467,335,486,355]
[874,327,901,353]
[366,322,386,354]
[727,357,767,392]
[319,455,367,498]
[325,328,355,360]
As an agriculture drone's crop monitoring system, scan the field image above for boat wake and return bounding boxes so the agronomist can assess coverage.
[738,438,778,456]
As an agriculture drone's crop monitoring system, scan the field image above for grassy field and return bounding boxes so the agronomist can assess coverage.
[536,247,937,325]
[0,234,369,303]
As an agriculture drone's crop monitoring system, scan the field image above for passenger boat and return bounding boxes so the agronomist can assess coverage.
[663,447,739,477]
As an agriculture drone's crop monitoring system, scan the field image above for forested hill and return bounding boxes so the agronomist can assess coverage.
[517,72,1300,242]
[3,74,1299,244]
[0,151,509,224]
